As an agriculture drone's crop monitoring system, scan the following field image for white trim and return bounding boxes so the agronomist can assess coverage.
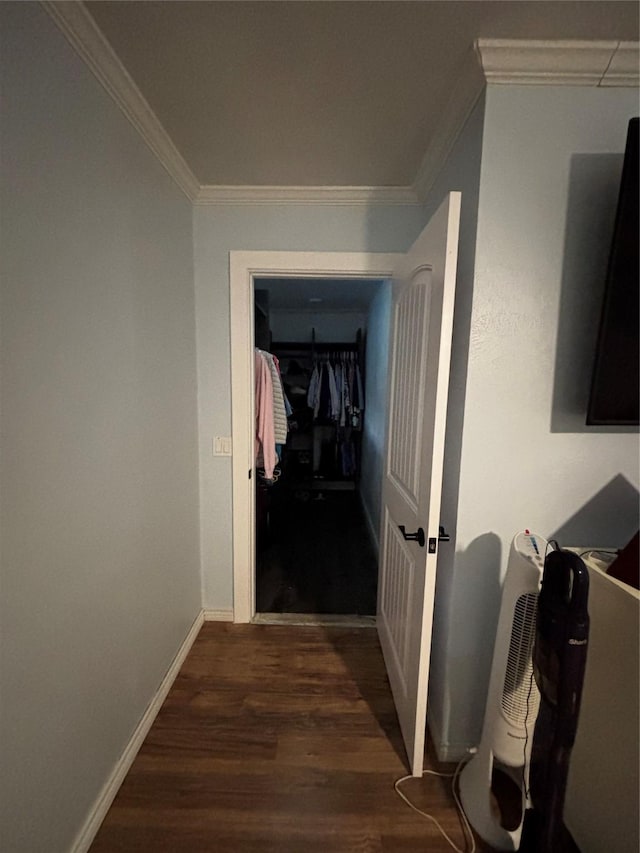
[476,38,640,87]
[203,608,234,622]
[602,41,640,87]
[413,45,486,203]
[230,251,400,623]
[70,609,205,853]
[196,184,419,206]
[40,0,200,201]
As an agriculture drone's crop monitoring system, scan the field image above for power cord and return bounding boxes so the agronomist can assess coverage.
[522,666,537,801]
[394,753,477,853]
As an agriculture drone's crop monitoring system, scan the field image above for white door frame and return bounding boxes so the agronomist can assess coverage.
[230,250,399,623]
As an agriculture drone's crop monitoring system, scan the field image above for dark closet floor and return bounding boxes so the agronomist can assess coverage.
[256,488,378,615]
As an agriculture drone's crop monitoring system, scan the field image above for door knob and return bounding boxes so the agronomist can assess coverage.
[399,525,425,547]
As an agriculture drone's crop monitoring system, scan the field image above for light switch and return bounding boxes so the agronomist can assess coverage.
[213,436,232,456]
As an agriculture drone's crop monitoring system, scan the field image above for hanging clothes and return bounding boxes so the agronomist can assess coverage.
[255,348,289,480]
[264,351,288,444]
[255,349,276,480]
[340,433,357,477]
[305,346,365,480]
[307,363,320,418]
[307,352,363,428]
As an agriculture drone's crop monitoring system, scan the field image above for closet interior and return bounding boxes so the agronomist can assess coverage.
[254,278,390,616]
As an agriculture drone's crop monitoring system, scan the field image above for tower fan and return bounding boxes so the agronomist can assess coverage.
[459,530,547,851]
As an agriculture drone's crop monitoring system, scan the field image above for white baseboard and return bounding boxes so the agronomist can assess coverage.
[71,609,205,853]
[203,608,234,622]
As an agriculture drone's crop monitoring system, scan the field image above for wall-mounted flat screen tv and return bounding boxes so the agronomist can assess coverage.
[587,117,639,426]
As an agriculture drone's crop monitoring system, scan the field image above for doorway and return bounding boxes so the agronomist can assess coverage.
[230,196,462,775]
[254,277,390,616]
[230,251,400,624]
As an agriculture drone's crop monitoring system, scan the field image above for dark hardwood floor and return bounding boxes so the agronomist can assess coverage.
[256,488,378,615]
[90,623,486,852]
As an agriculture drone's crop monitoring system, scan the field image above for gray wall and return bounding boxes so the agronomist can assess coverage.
[0,6,201,850]
[269,310,367,342]
[360,281,392,552]
[429,84,640,759]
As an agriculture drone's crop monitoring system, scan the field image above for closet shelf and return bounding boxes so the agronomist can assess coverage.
[272,326,363,359]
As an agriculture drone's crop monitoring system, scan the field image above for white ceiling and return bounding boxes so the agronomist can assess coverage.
[257,277,384,311]
[85,1,639,188]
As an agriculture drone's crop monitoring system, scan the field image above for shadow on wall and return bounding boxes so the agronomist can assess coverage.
[442,532,503,753]
[551,152,637,434]
[550,473,639,549]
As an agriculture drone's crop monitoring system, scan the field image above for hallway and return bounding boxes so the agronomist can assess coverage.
[90,623,479,852]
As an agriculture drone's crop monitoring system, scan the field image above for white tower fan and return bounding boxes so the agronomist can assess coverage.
[459,530,547,851]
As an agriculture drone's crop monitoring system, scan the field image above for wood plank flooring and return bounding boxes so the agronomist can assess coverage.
[90,623,485,852]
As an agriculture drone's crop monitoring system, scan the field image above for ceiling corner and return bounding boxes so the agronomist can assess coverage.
[41,0,200,201]
[412,45,486,203]
[37,3,640,208]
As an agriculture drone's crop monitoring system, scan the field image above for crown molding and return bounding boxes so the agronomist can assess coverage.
[476,39,640,87]
[412,45,486,203]
[39,1,418,208]
[37,12,639,208]
[601,41,640,87]
[41,1,200,201]
[413,38,639,200]
[195,184,420,206]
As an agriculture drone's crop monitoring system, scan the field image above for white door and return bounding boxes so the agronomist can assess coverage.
[377,192,461,777]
